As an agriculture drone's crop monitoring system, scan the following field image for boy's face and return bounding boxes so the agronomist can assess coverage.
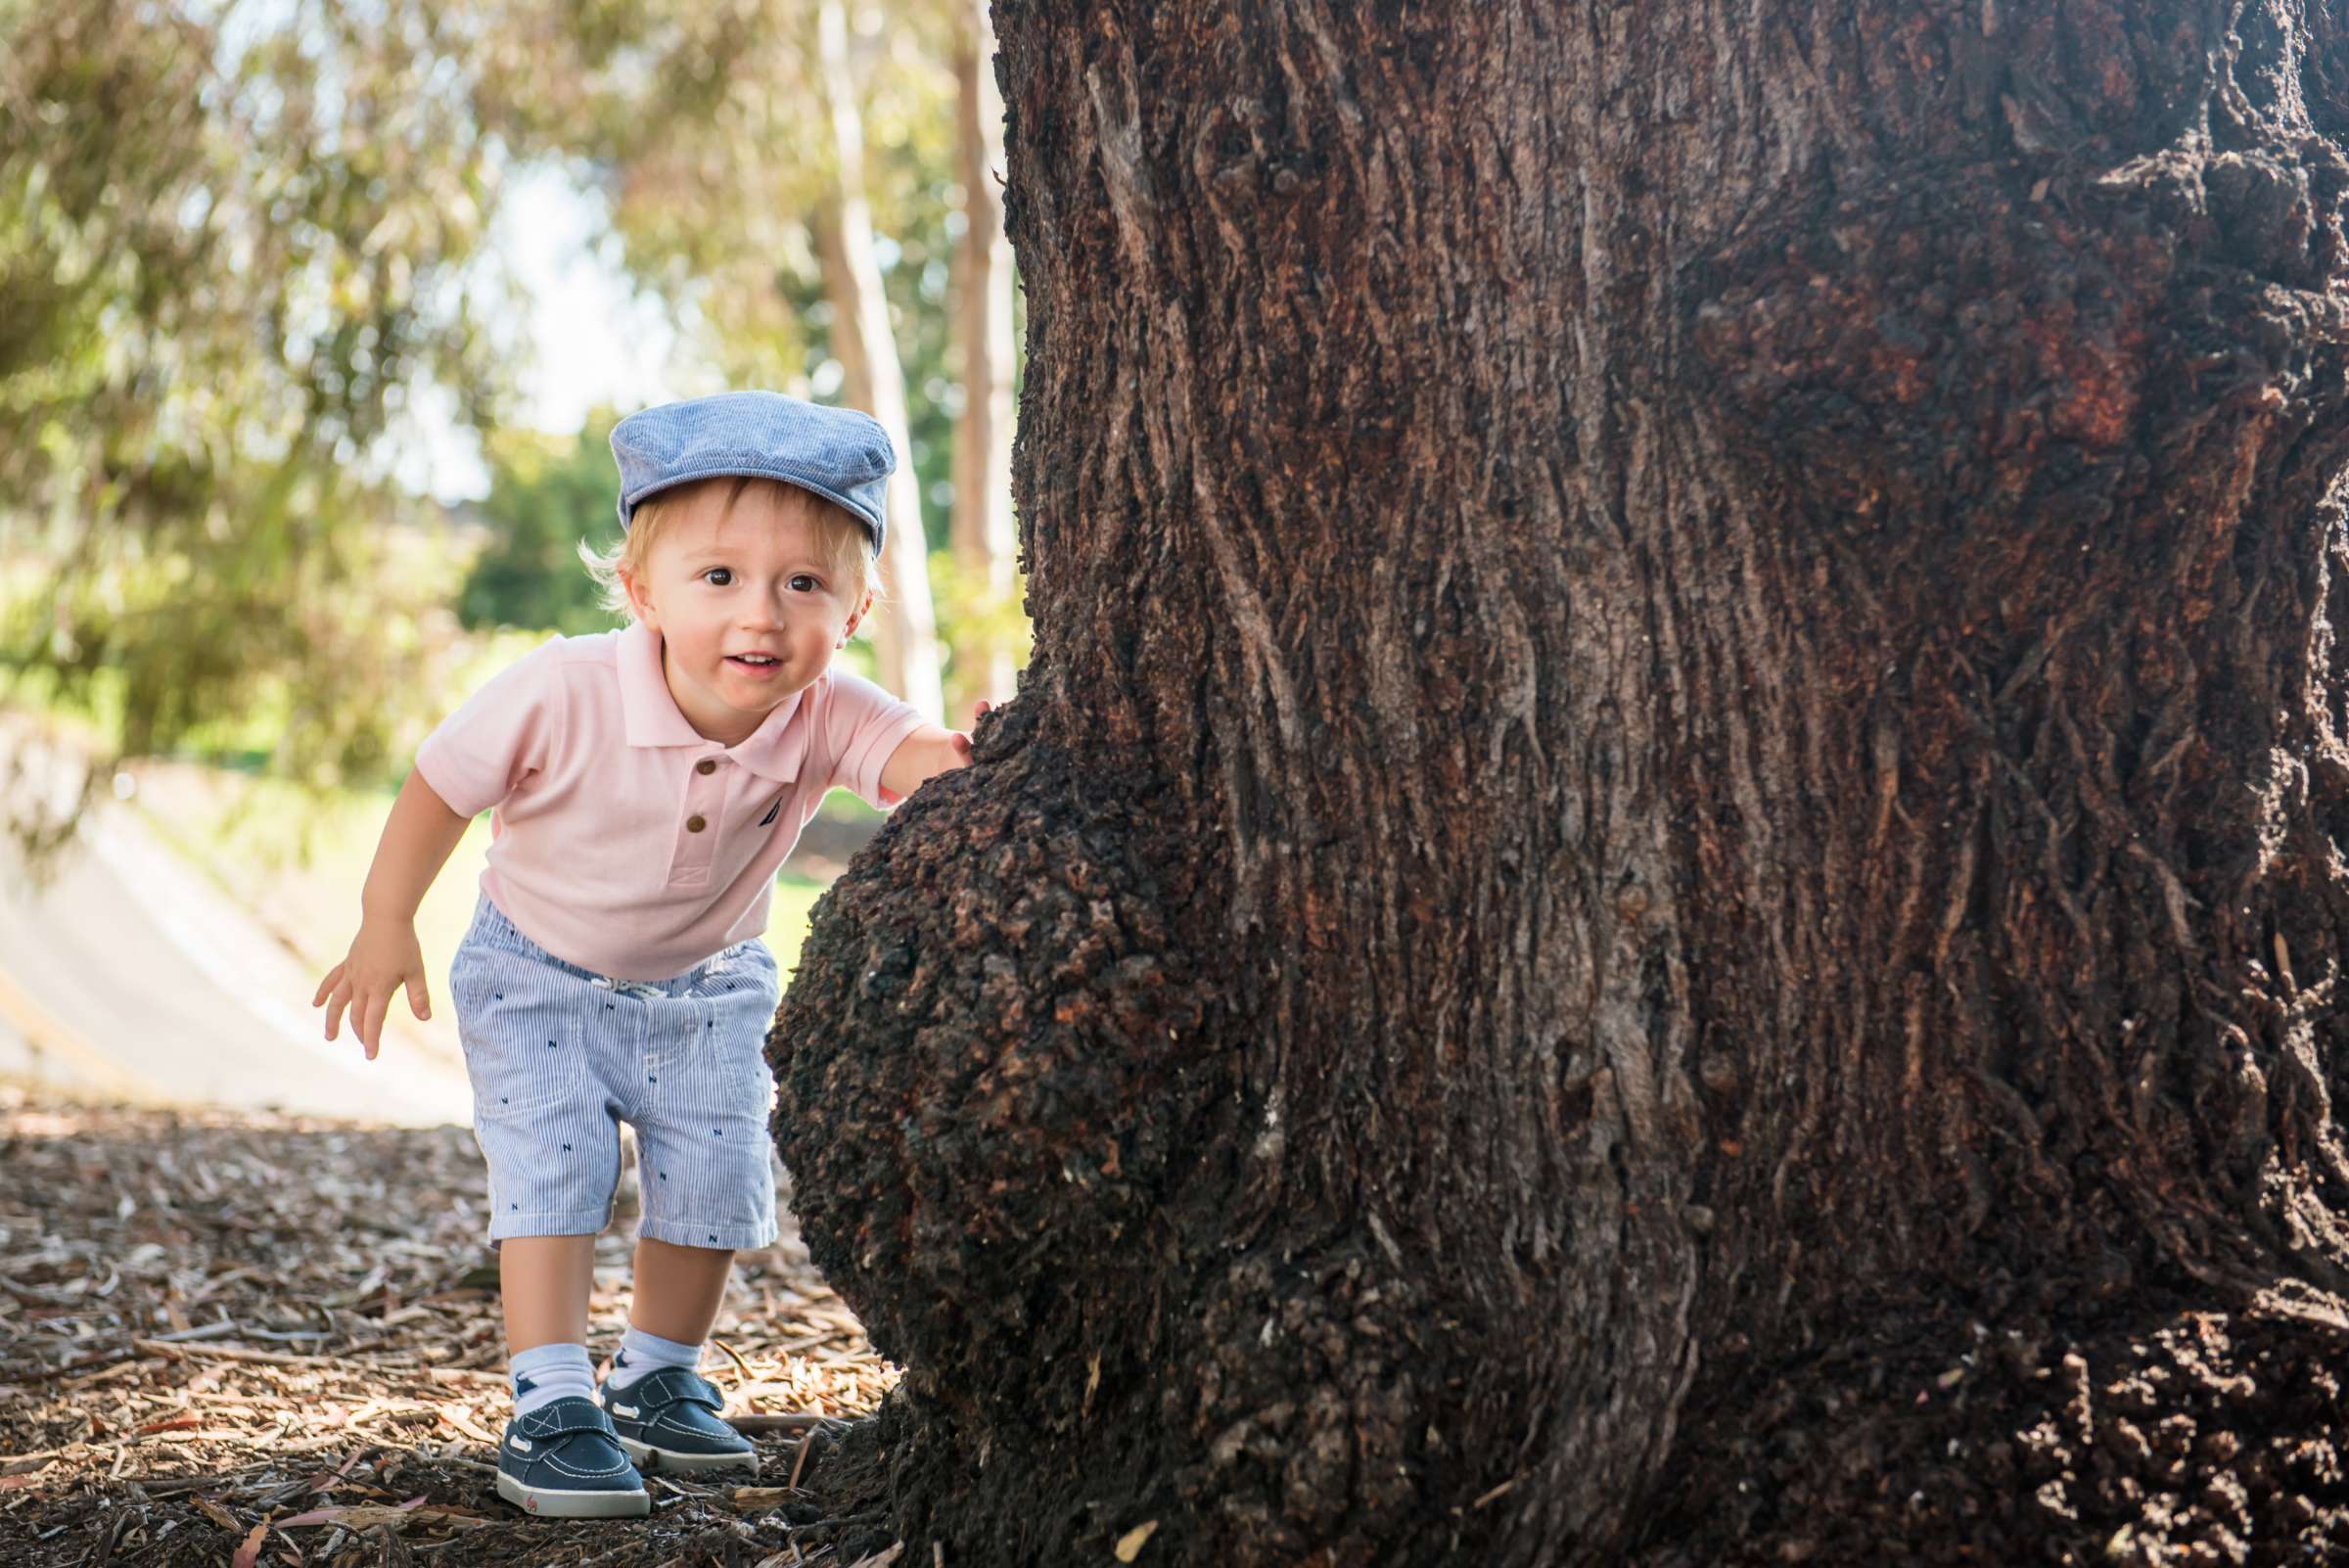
[622,480,872,745]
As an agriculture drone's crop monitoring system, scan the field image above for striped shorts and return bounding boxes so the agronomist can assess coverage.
[449,893,782,1250]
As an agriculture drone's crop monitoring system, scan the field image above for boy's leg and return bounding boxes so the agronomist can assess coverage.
[604,944,778,1473]
[625,1235,734,1346]
[502,1237,597,1418]
[492,1235,651,1517]
[448,904,643,1516]
[600,1237,755,1473]
[601,1240,760,1476]
[501,1234,597,1351]
[605,1236,732,1393]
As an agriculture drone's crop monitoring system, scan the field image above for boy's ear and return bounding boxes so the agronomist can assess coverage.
[620,567,658,629]
[840,590,872,643]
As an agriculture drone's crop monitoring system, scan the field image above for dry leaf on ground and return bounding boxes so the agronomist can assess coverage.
[0,1088,899,1567]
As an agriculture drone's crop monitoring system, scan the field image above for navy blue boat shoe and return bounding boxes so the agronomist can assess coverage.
[494,1397,651,1517]
[600,1366,758,1474]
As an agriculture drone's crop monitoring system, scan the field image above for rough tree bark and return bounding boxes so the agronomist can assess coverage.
[812,0,945,723]
[774,3,2349,1564]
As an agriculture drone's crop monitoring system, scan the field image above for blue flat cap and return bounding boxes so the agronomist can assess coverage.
[610,391,894,554]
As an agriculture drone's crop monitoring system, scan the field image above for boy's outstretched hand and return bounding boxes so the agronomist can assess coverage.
[313,916,432,1061]
[949,698,992,766]
[877,699,992,806]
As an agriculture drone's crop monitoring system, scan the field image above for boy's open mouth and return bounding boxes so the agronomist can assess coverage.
[727,654,780,667]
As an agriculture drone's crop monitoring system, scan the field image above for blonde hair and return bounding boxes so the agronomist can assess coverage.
[579,476,880,620]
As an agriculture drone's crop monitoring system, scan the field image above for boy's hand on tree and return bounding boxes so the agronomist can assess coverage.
[876,702,995,805]
[312,916,431,1061]
[934,699,990,771]
[959,698,993,761]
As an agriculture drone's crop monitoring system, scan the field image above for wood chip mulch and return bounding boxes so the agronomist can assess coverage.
[0,1085,906,1567]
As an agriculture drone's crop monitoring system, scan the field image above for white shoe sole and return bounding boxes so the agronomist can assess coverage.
[495,1470,651,1517]
[616,1434,759,1474]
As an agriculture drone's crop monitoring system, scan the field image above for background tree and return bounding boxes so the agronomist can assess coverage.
[775,3,2349,1565]
[946,0,1019,703]
[455,417,623,638]
[0,0,526,845]
[813,0,945,721]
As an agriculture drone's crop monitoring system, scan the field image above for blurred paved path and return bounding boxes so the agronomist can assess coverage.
[0,728,472,1127]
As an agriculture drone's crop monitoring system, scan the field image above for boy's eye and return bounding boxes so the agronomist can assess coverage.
[702,567,733,587]
[789,574,820,594]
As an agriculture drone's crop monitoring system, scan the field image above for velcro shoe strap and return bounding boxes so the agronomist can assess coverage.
[516,1397,618,1441]
[638,1368,726,1412]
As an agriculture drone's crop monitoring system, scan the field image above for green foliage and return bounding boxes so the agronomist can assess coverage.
[457,417,625,637]
[929,550,1029,715]
[0,0,1027,863]
[0,0,540,844]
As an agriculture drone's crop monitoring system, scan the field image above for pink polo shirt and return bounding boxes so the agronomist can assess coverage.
[414,622,924,981]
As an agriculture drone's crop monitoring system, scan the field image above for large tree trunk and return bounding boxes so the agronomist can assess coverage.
[948,0,1021,707]
[774,3,2349,1564]
[812,0,945,723]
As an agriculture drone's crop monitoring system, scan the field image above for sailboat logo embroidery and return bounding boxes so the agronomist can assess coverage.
[758,794,783,828]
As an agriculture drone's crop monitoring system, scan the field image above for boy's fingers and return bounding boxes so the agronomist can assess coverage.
[312,962,345,1008]
[323,983,348,1040]
[972,699,993,721]
[360,992,390,1061]
[406,975,431,1022]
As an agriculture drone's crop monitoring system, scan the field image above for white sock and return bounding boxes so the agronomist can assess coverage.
[604,1323,702,1393]
[510,1342,594,1419]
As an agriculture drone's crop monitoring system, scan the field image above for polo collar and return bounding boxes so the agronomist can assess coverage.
[619,622,808,784]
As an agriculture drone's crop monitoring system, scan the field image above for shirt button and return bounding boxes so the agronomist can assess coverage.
[696,759,717,775]
[686,814,708,833]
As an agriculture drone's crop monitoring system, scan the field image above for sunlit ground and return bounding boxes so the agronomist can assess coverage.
[0,1089,896,1564]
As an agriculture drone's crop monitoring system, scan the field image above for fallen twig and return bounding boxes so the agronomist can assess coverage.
[730,1414,831,1434]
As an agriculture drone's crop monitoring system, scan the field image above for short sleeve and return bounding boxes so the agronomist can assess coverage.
[413,638,568,818]
[821,669,927,810]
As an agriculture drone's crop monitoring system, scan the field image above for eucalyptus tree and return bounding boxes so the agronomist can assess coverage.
[775,3,2349,1564]
[0,0,525,844]
[948,0,1018,703]
[812,0,944,722]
